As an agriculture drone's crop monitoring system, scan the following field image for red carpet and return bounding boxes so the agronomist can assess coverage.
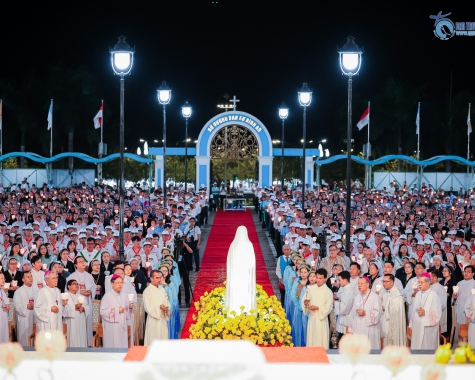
[181,210,274,339]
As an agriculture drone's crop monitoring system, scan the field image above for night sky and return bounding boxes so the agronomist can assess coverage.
[1,1,474,156]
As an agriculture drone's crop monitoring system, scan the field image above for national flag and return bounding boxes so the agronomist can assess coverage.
[356,106,370,130]
[93,103,103,129]
[468,104,472,136]
[415,103,420,135]
[47,101,53,130]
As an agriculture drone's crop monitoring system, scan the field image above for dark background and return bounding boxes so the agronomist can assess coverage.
[1,0,474,158]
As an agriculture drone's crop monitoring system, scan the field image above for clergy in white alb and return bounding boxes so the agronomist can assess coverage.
[348,276,382,349]
[30,256,45,296]
[122,270,138,346]
[143,270,169,345]
[100,274,133,348]
[333,270,354,335]
[67,257,96,346]
[464,292,475,346]
[409,272,442,350]
[429,269,448,333]
[404,263,426,321]
[13,271,35,346]
[301,268,333,348]
[224,226,256,314]
[0,274,10,343]
[380,274,406,347]
[63,279,90,347]
[34,271,67,332]
[452,265,475,345]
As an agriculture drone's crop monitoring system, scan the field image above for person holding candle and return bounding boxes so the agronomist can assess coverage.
[3,257,23,298]
[143,270,169,344]
[88,259,105,300]
[67,256,95,346]
[333,270,354,340]
[464,287,475,346]
[30,256,45,295]
[380,273,406,347]
[409,272,442,349]
[63,279,89,347]
[100,273,133,348]
[276,245,292,307]
[34,270,67,333]
[404,262,425,320]
[13,270,35,345]
[347,276,382,349]
[302,268,333,348]
[452,265,475,345]
[0,273,10,343]
[428,267,448,335]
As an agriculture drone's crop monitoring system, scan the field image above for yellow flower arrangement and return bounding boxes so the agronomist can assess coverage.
[189,283,293,346]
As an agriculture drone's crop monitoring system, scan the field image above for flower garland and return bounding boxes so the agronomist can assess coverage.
[189,283,293,346]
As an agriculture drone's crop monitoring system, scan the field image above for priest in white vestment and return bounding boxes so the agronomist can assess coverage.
[63,279,90,347]
[302,268,333,348]
[0,274,10,343]
[452,265,475,345]
[409,272,442,350]
[429,269,448,333]
[13,271,36,346]
[380,274,406,347]
[348,276,382,349]
[30,256,45,296]
[403,263,426,323]
[143,270,169,345]
[67,257,95,346]
[100,274,133,348]
[334,270,354,335]
[224,226,256,313]
[464,292,475,346]
[35,271,67,332]
[372,261,404,296]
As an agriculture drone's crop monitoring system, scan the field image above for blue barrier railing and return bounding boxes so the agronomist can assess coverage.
[315,154,474,167]
[0,152,153,164]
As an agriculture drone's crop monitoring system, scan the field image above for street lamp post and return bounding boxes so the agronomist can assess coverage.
[298,83,312,208]
[110,35,134,261]
[157,81,171,206]
[338,35,363,257]
[182,101,192,195]
[278,102,289,190]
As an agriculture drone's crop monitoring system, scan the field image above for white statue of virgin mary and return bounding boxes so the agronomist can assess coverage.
[224,226,256,313]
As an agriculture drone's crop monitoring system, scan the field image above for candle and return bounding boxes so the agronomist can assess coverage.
[20,248,25,255]
[359,254,363,260]
[42,264,47,270]
[61,293,69,300]
[128,294,134,302]
[471,289,475,295]
[351,255,356,261]
[130,276,135,283]
[4,283,10,289]
[17,262,21,269]
[12,280,18,287]
[311,260,316,267]
[357,259,363,265]
[330,278,336,284]
[453,286,459,294]
[0,266,2,271]
[78,295,85,304]
[444,286,448,292]
[375,284,381,292]
[412,283,418,290]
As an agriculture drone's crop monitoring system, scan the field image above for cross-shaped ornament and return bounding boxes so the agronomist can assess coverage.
[229,95,240,111]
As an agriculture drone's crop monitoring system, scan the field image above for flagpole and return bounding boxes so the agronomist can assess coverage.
[98,100,104,183]
[0,99,3,182]
[366,101,370,188]
[468,103,472,190]
[48,99,53,184]
[417,102,421,189]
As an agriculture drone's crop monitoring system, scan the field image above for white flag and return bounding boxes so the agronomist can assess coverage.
[415,103,420,135]
[47,101,53,131]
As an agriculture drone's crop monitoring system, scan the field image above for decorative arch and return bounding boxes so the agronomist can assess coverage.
[195,111,273,190]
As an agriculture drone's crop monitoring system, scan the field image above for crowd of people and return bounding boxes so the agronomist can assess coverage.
[0,180,208,348]
[259,181,475,349]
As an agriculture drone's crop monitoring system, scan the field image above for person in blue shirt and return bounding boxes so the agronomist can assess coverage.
[153,218,165,235]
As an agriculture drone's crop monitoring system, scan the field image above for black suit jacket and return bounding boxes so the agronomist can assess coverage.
[3,271,24,298]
